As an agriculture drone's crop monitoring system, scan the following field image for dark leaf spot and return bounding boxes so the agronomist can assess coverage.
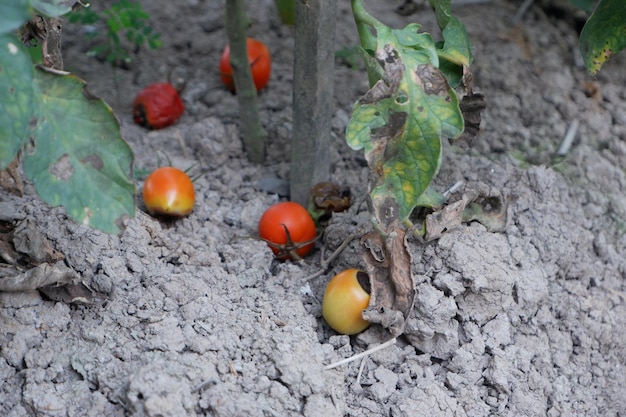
[415,63,451,96]
[81,154,104,171]
[50,154,73,181]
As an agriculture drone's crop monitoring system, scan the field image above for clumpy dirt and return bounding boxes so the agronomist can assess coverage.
[2,0,626,416]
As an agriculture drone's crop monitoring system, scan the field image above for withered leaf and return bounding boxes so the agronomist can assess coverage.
[39,282,104,305]
[360,228,415,337]
[424,198,465,241]
[420,185,508,241]
[458,92,486,141]
[0,261,77,292]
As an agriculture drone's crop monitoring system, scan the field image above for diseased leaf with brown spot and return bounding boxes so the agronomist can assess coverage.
[579,0,626,75]
[346,23,464,228]
[360,228,415,337]
[23,66,135,234]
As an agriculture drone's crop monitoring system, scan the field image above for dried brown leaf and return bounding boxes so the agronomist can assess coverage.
[360,228,415,337]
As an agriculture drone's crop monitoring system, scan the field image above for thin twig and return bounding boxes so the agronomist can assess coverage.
[510,0,535,25]
[556,119,580,156]
[191,377,218,393]
[324,337,396,370]
[356,356,368,385]
[175,130,189,159]
[442,180,464,199]
[303,231,361,281]
[321,231,361,269]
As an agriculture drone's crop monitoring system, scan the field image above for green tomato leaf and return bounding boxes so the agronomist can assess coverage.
[428,0,452,29]
[0,33,36,169]
[24,66,136,234]
[31,0,76,17]
[346,23,463,229]
[579,0,626,75]
[437,15,472,67]
[0,0,31,35]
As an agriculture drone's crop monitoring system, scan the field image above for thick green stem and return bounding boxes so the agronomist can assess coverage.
[350,0,380,52]
[224,0,265,163]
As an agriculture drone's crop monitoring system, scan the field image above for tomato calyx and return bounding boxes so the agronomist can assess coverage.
[259,224,320,261]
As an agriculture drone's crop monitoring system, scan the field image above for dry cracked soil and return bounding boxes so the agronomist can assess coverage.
[1,0,626,416]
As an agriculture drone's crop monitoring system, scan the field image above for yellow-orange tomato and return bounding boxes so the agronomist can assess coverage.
[322,269,371,335]
[142,167,195,217]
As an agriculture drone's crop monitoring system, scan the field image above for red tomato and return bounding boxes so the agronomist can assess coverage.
[133,83,184,130]
[143,167,195,217]
[322,269,371,335]
[258,201,316,260]
[219,38,271,92]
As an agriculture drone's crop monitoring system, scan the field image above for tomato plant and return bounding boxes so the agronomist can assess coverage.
[132,82,184,129]
[258,201,316,260]
[142,167,195,217]
[219,37,271,92]
[322,269,371,335]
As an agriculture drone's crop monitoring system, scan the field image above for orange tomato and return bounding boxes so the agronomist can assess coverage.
[219,38,271,92]
[142,167,195,217]
[258,201,316,260]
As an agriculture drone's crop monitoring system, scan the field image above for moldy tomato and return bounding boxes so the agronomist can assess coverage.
[133,82,184,129]
[322,269,371,335]
[219,38,271,92]
[258,201,316,260]
[143,167,195,217]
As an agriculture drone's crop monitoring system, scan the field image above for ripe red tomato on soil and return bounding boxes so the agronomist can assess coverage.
[258,201,316,260]
[219,38,271,92]
[322,269,371,335]
[142,167,195,217]
[132,82,184,129]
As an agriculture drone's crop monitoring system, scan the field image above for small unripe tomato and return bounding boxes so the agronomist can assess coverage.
[219,38,271,92]
[142,167,195,217]
[132,83,184,129]
[258,201,316,260]
[322,269,371,335]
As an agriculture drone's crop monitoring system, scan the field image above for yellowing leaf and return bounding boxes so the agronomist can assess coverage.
[579,0,626,75]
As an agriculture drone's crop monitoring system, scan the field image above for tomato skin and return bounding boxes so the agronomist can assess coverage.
[322,269,371,335]
[258,202,316,259]
[142,167,195,217]
[219,38,271,92]
[133,83,184,129]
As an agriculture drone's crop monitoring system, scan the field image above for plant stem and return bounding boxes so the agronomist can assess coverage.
[351,0,381,52]
[289,0,336,205]
[350,0,383,86]
[224,0,265,163]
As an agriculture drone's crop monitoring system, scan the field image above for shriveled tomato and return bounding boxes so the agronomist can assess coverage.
[258,201,316,260]
[219,38,271,92]
[142,167,195,217]
[322,269,371,335]
[133,82,184,129]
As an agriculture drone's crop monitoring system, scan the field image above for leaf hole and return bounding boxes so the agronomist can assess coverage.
[395,94,408,104]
